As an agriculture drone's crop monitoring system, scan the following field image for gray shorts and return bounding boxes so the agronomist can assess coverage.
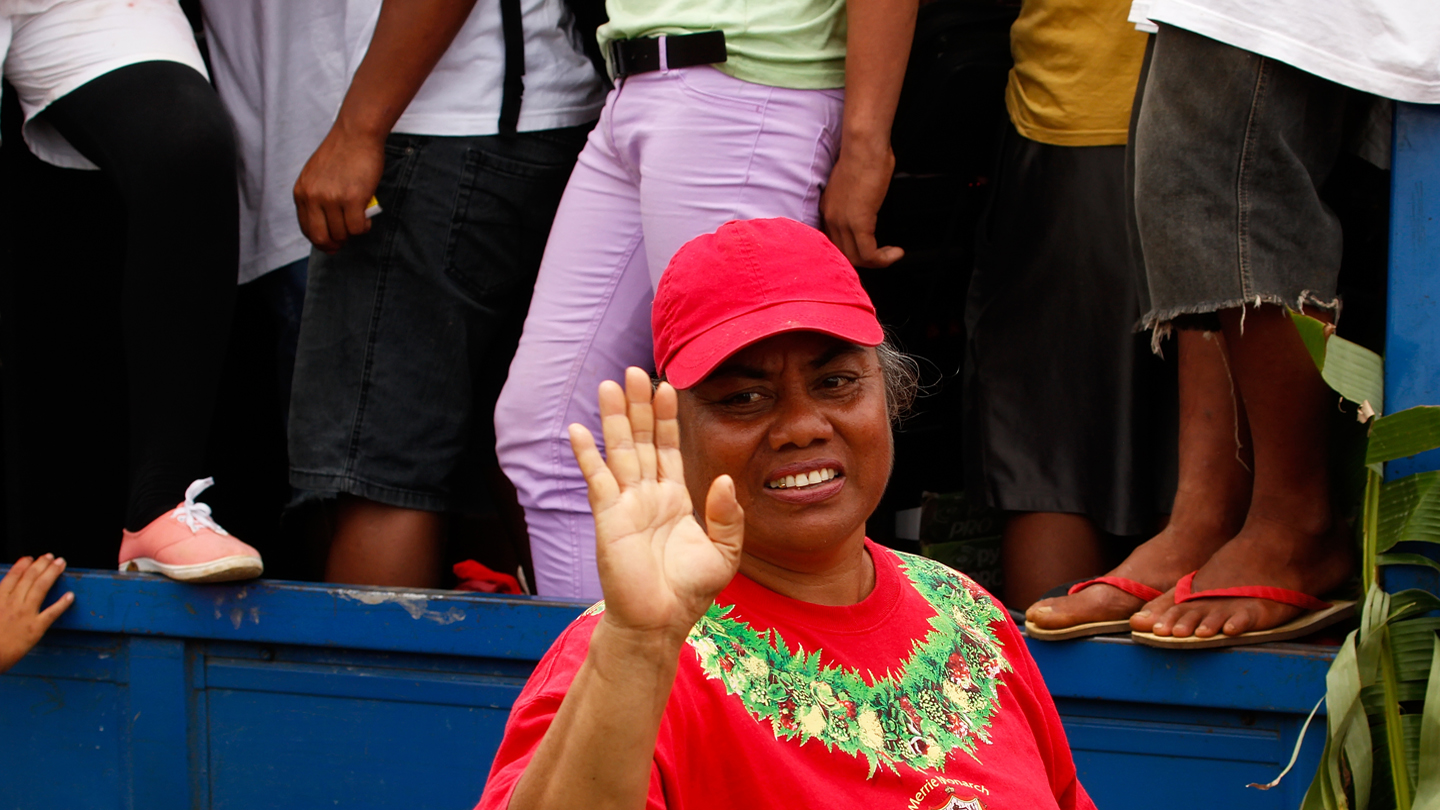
[288,126,590,511]
[1132,24,1369,333]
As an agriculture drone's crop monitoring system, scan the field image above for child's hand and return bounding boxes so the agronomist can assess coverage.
[0,554,74,674]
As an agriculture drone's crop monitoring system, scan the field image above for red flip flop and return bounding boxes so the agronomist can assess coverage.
[1131,572,1356,649]
[1025,576,1165,641]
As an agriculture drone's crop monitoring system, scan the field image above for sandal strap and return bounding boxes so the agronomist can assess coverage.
[1173,571,1333,611]
[1067,576,1163,602]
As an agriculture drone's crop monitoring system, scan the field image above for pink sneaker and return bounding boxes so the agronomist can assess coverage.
[118,478,263,583]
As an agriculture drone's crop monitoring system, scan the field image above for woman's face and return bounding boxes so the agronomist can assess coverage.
[676,332,893,567]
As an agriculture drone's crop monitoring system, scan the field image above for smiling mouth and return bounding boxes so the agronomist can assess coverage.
[766,467,840,490]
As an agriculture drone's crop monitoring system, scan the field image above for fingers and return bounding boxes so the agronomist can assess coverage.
[703,475,745,558]
[654,382,685,482]
[36,591,74,632]
[342,197,373,241]
[569,423,620,513]
[854,237,904,270]
[0,556,32,599]
[322,203,352,255]
[23,555,66,610]
[294,189,339,253]
[846,221,904,269]
[821,212,903,270]
[624,368,658,481]
[598,380,642,488]
[15,554,59,608]
[298,196,369,255]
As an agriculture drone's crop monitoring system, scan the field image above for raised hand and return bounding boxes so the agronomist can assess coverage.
[568,368,744,641]
[0,554,74,673]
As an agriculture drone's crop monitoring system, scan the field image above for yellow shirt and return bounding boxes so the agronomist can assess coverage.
[1004,0,1148,147]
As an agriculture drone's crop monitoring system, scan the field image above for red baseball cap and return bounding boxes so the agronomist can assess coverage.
[652,218,885,389]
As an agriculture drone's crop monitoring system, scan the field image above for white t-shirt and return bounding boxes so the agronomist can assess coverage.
[201,0,349,283]
[1142,0,1440,103]
[346,0,606,137]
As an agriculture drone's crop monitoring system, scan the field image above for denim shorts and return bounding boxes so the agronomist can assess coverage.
[288,125,590,511]
[1132,24,1369,334]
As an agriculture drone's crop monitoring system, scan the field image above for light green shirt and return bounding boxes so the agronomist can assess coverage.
[598,0,847,90]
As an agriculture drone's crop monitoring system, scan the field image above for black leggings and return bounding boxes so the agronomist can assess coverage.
[41,61,239,531]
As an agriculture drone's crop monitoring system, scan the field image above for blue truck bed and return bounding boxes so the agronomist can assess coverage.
[2,568,1330,810]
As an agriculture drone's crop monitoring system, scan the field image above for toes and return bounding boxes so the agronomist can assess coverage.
[1221,603,1300,637]
[1222,609,1256,636]
[1191,607,1230,638]
[1166,607,1203,638]
[1024,601,1053,624]
[1148,603,1191,637]
[1131,592,1175,632]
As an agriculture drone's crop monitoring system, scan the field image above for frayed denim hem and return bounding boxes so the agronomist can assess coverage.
[1138,290,1342,355]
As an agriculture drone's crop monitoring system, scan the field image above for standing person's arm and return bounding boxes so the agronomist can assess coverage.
[293,0,479,254]
[500,369,745,810]
[820,0,918,269]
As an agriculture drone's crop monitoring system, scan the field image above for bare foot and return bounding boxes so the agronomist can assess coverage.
[1025,518,1231,631]
[1130,511,1353,639]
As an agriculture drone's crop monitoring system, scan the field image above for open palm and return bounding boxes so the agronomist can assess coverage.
[568,368,744,640]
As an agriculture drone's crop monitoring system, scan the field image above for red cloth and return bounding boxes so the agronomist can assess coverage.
[453,561,522,594]
[477,541,1093,810]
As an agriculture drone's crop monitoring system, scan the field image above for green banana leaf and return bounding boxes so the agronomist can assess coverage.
[1305,588,1440,810]
[1291,311,1385,417]
[1306,627,1370,810]
[1388,591,1440,622]
[1291,314,1440,810]
[1295,310,1332,370]
[1379,554,1440,575]
[1412,637,1440,810]
[1325,337,1386,418]
[1377,472,1440,551]
[1367,407,1440,469]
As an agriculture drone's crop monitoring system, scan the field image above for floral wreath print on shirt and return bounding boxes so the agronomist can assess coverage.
[687,552,1012,776]
[577,555,1010,775]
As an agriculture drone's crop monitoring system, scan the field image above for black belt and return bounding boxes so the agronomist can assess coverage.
[609,31,727,79]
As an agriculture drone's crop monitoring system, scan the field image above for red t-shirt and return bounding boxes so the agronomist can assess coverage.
[478,541,1093,810]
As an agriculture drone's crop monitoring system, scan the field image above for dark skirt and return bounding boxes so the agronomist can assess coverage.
[963,125,1175,536]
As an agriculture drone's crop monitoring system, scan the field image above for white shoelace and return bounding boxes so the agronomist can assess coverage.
[170,477,230,536]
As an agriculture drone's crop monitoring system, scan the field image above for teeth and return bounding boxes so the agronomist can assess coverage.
[767,468,838,489]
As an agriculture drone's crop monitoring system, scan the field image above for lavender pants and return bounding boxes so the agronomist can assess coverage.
[495,65,844,599]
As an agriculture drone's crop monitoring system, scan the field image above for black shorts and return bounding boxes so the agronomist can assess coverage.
[1133,24,1370,331]
[288,125,590,511]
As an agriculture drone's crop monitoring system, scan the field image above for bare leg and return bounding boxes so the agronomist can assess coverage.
[1137,305,1352,638]
[324,497,444,588]
[1027,329,1251,630]
[1002,512,1105,609]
